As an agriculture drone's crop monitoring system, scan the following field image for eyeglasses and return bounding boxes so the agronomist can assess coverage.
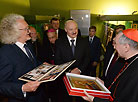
[19,26,30,32]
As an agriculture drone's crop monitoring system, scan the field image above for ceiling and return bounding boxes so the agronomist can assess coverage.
[29,0,138,15]
[0,0,138,22]
[0,0,138,15]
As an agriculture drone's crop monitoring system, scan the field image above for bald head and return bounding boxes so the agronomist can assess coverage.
[29,26,37,42]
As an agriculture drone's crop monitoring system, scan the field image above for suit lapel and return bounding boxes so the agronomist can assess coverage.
[63,37,74,57]
[74,37,81,58]
[12,44,37,67]
[12,44,29,60]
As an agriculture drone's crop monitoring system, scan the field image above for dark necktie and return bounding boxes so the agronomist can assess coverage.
[24,44,34,62]
[70,39,75,55]
[90,37,93,44]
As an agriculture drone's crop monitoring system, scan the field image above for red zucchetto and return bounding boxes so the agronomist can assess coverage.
[123,29,138,42]
[47,29,56,32]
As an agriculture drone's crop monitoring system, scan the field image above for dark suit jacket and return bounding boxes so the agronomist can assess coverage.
[0,43,47,102]
[87,36,101,63]
[54,36,90,74]
[27,39,44,62]
[57,28,66,38]
[54,36,90,102]
[85,36,101,76]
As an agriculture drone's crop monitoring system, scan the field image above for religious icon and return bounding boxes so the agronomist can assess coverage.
[69,76,103,91]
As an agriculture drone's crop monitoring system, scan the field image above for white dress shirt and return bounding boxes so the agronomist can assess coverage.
[89,36,94,43]
[67,35,77,46]
[15,42,28,97]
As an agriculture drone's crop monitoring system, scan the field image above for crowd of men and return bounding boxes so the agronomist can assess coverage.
[0,13,138,102]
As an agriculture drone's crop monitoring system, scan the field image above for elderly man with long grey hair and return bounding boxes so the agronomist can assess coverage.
[0,14,48,102]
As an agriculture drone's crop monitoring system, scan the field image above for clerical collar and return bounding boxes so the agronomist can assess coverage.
[125,54,138,64]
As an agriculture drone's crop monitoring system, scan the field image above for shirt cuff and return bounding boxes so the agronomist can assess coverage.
[22,86,26,97]
[78,69,81,73]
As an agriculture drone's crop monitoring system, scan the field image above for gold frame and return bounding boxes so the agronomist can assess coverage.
[131,24,138,29]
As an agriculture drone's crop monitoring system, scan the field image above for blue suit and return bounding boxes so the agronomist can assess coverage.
[86,36,101,76]
[0,43,48,102]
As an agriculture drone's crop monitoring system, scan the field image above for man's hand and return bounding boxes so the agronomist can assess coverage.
[70,68,81,74]
[22,81,41,92]
[82,90,94,102]
[43,62,50,65]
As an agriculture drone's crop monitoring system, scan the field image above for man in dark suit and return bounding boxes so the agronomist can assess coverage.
[55,20,90,74]
[54,20,90,102]
[43,18,66,45]
[86,26,101,76]
[0,14,48,102]
[50,18,66,38]
[27,26,44,62]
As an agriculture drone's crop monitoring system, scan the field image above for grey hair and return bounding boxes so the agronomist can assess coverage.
[119,32,138,50]
[0,14,24,44]
[65,20,78,29]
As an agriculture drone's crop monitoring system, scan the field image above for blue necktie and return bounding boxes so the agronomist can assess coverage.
[70,39,75,55]
[24,44,34,62]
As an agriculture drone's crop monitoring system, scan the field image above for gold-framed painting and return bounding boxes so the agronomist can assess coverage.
[63,73,112,100]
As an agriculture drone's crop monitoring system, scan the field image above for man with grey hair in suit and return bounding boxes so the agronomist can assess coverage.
[0,14,48,102]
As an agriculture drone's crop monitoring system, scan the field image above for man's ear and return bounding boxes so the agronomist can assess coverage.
[64,28,67,32]
[124,43,130,52]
